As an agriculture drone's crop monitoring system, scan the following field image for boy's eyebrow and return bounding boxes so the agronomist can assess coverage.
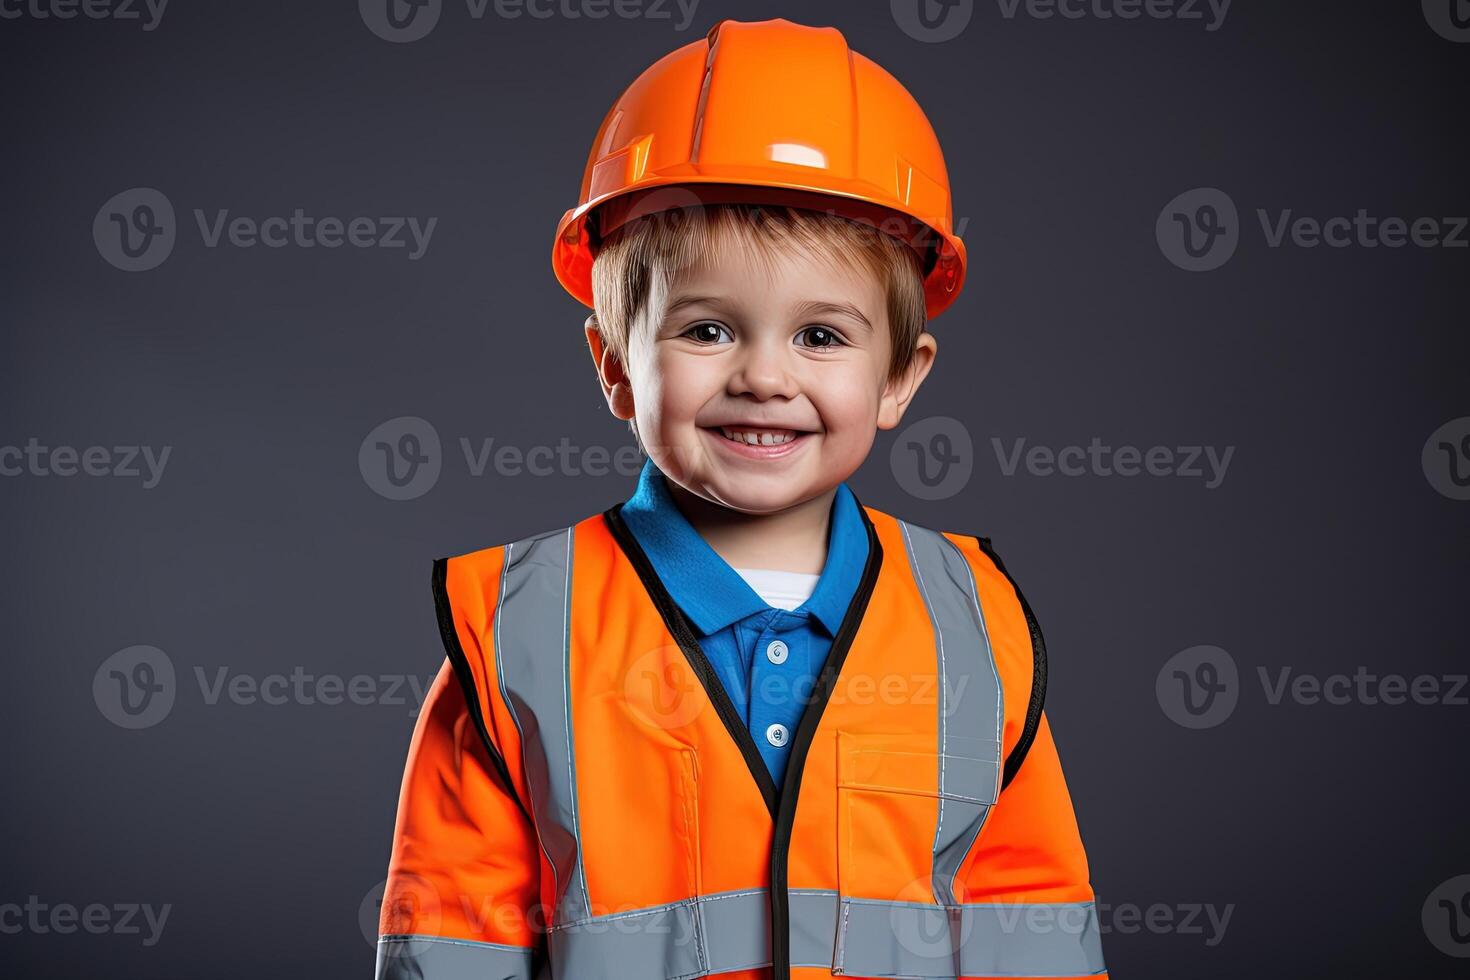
[663,294,723,317]
[662,295,875,333]
[792,299,874,333]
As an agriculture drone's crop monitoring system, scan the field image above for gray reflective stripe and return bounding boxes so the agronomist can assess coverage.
[548,888,769,979]
[836,896,1107,978]
[540,889,1102,978]
[787,889,839,968]
[495,526,590,923]
[702,888,771,972]
[898,521,1004,909]
[375,934,535,980]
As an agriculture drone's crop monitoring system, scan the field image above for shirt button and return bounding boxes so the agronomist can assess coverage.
[765,723,789,747]
[765,639,789,664]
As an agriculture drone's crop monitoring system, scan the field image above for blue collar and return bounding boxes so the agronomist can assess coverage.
[617,457,869,637]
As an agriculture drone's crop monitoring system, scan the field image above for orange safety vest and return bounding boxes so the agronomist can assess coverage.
[376,498,1107,980]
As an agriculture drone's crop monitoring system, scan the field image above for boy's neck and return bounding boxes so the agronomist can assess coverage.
[662,478,836,576]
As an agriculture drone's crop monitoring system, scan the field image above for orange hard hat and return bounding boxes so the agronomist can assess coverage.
[551,17,968,320]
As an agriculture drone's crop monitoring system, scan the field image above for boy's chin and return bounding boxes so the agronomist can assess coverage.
[692,471,834,516]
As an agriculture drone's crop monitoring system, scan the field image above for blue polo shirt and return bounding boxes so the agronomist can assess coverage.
[619,457,869,789]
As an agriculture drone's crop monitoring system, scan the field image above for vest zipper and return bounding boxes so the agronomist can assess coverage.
[767,502,883,980]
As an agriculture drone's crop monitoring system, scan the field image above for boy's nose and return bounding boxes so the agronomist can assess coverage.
[729,343,800,400]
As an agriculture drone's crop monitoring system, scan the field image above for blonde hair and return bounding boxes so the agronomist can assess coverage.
[590,203,930,389]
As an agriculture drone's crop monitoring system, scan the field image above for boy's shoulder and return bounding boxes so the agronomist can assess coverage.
[433,507,609,569]
[431,507,627,622]
[853,500,1022,580]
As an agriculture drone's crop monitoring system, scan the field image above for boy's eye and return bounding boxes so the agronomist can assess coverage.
[682,321,732,344]
[796,325,846,349]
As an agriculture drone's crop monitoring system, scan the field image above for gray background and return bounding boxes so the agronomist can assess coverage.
[2,0,1466,977]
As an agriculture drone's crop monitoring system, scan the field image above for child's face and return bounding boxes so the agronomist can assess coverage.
[591,235,936,516]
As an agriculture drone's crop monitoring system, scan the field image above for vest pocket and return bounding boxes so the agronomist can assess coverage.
[835,732,997,900]
[833,730,1000,979]
[549,748,709,980]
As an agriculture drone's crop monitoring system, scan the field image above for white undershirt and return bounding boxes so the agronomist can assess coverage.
[732,567,820,612]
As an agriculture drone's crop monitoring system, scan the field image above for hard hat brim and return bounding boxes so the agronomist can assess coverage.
[553,176,966,321]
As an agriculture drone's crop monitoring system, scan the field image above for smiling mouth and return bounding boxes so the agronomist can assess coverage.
[706,426,813,447]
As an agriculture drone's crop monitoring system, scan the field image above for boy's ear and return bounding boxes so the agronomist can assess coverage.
[584,314,636,421]
[876,331,938,431]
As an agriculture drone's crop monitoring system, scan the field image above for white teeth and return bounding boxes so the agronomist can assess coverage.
[719,427,798,446]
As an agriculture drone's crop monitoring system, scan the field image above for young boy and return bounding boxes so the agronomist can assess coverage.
[375,17,1106,980]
